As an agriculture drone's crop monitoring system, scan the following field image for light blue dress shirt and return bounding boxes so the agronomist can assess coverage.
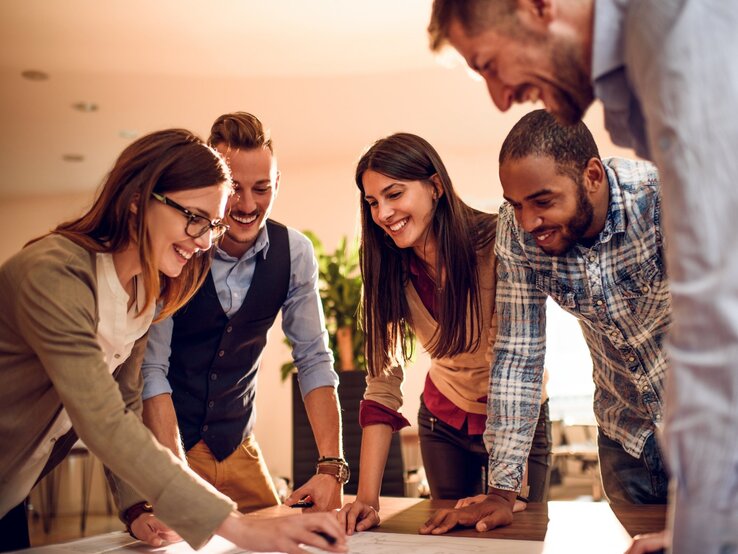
[593,1,738,552]
[142,224,337,401]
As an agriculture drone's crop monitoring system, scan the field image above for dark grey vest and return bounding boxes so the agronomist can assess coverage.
[169,220,290,461]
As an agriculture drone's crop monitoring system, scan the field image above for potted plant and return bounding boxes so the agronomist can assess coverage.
[281,231,365,380]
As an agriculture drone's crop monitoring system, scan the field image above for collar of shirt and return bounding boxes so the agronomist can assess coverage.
[591,0,628,82]
[96,252,153,370]
[598,161,628,245]
[215,224,271,264]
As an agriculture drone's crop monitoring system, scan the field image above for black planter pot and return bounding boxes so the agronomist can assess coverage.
[292,371,404,496]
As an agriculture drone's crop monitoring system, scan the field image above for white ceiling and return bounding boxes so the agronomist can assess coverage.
[1,0,485,198]
[1,1,441,78]
[0,1,627,203]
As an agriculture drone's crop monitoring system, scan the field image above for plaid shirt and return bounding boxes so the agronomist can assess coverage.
[487,157,670,493]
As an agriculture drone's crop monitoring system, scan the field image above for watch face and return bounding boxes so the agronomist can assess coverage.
[339,465,350,484]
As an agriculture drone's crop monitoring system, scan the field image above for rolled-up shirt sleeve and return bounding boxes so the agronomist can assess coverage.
[487,209,547,493]
[141,316,174,400]
[359,399,411,431]
[363,364,405,412]
[282,230,338,398]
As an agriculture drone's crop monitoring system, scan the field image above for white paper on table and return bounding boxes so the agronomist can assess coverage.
[21,533,245,554]
[305,531,544,554]
[22,531,543,554]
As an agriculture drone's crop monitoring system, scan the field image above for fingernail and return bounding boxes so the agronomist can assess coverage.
[478,524,487,532]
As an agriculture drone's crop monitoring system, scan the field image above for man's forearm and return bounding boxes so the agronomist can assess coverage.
[488,254,547,493]
[485,388,538,493]
[303,386,342,457]
[142,393,186,460]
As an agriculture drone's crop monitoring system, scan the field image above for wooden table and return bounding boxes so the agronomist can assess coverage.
[253,497,667,554]
[19,498,666,554]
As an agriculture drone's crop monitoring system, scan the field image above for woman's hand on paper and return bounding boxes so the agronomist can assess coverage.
[338,498,381,535]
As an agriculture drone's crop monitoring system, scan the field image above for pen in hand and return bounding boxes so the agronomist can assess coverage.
[314,530,336,545]
[290,498,315,509]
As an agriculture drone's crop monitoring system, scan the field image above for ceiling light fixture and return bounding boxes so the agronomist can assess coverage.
[21,70,49,81]
[72,101,99,113]
[119,129,139,139]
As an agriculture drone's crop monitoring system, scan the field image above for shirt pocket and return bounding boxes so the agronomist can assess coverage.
[615,256,670,328]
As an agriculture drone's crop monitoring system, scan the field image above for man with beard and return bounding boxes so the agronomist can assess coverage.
[425,2,738,552]
[421,110,670,533]
[137,112,345,528]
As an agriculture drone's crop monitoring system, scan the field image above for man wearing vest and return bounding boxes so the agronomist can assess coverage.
[138,112,345,522]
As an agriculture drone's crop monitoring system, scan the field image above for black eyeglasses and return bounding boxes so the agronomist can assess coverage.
[151,192,229,240]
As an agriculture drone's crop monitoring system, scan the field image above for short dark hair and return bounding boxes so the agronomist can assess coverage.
[499,109,600,179]
[209,112,273,153]
[428,0,518,51]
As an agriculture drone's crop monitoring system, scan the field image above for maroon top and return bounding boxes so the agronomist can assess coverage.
[360,255,487,435]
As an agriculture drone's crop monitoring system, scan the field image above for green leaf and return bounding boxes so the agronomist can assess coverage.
[280,231,366,380]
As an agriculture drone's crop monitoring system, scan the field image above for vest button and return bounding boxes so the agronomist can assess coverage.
[218,350,225,357]
[226,326,233,333]
[210,373,218,381]
[202,425,209,432]
[208,401,215,408]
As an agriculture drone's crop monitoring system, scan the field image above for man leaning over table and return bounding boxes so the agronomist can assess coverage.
[130,112,346,538]
[423,110,670,535]
[426,1,738,551]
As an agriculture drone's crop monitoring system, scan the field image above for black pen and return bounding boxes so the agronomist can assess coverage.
[290,499,315,508]
[314,531,336,545]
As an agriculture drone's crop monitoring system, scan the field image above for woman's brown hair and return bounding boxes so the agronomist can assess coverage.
[53,128,231,320]
[355,132,496,377]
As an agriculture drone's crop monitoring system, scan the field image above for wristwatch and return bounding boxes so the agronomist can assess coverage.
[123,501,153,538]
[316,456,350,485]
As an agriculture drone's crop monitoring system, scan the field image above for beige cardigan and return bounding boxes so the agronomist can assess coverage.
[364,238,498,416]
[0,234,234,548]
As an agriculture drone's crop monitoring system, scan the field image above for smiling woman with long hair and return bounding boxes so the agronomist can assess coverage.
[338,133,551,534]
[0,129,345,554]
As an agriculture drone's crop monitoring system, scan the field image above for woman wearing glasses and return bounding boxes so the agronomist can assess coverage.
[0,129,345,554]
[338,133,551,534]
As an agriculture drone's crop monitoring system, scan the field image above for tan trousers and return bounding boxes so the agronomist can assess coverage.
[186,436,279,513]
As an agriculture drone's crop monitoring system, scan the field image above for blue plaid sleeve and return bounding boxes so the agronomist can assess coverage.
[486,205,548,492]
